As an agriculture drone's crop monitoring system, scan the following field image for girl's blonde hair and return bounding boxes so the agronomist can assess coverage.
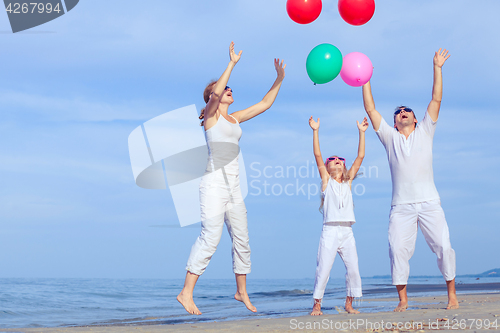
[318,157,358,213]
[199,80,217,126]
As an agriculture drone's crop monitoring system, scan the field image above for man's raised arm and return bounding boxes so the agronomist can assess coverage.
[362,81,382,131]
[427,48,451,122]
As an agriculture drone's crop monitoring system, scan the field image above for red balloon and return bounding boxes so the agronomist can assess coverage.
[338,0,375,26]
[286,0,322,24]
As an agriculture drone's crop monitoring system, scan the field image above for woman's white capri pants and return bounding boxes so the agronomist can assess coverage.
[186,171,251,276]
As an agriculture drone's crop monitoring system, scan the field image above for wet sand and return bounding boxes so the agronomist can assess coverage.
[1,292,499,333]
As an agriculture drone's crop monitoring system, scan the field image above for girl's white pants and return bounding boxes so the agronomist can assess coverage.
[388,199,456,285]
[186,170,251,276]
[313,222,362,300]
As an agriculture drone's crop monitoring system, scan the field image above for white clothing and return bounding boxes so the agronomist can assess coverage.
[388,199,456,285]
[322,179,356,224]
[313,223,362,299]
[186,114,250,276]
[376,112,440,206]
[205,114,242,176]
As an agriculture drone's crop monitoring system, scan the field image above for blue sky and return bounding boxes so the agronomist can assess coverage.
[0,0,499,280]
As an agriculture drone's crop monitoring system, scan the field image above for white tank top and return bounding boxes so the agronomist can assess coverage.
[322,178,356,224]
[204,114,242,176]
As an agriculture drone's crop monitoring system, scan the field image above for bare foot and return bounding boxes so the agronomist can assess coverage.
[310,302,323,316]
[446,294,459,310]
[177,292,202,315]
[345,305,360,314]
[394,301,408,312]
[235,291,257,312]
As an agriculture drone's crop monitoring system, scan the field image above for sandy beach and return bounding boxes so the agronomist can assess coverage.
[1,292,499,333]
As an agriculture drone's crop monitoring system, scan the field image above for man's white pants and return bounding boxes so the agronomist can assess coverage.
[186,171,251,276]
[389,199,456,285]
[313,223,362,300]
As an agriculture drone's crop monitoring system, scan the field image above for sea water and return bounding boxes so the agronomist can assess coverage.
[1,276,499,328]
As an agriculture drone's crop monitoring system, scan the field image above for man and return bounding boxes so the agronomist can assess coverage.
[362,48,458,312]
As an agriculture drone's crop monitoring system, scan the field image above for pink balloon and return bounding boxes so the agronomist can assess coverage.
[340,52,373,87]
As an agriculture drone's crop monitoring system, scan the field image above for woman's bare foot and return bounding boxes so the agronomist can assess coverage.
[394,301,408,312]
[235,291,257,312]
[310,300,323,316]
[345,297,360,314]
[177,292,202,315]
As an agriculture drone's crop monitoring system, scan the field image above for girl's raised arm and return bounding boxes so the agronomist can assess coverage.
[348,117,369,181]
[309,117,329,189]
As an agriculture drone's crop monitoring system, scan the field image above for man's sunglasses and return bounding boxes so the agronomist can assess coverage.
[327,157,345,162]
[394,108,413,115]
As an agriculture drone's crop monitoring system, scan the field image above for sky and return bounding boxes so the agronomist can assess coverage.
[0,0,499,280]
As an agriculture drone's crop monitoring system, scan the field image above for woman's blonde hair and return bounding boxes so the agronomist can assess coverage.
[199,80,217,126]
[318,157,358,213]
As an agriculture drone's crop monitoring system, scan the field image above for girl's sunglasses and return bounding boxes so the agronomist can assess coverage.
[225,86,233,92]
[327,157,345,162]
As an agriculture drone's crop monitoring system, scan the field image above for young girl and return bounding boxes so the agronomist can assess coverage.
[308,116,368,316]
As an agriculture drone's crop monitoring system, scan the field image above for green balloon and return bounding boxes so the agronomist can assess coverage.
[306,44,343,84]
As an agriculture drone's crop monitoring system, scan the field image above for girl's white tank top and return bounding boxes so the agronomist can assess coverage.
[322,178,356,224]
[204,114,242,176]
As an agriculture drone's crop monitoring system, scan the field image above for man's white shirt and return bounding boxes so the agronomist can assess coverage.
[376,112,440,206]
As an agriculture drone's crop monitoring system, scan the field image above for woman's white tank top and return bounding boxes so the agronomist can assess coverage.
[204,114,242,176]
[322,178,356,224]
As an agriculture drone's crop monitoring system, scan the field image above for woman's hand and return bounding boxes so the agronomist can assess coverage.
[309,116,320,130]
[229,41,242,64]
[274,58,286,81]
[357,117,369,132]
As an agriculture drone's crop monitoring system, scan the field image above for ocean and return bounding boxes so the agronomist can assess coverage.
[1,276,500,328]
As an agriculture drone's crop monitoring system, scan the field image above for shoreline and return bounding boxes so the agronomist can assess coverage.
[1,292,499,333]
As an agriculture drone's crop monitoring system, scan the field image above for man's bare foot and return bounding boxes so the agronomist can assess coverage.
[394,301,408,312]
[446,279,459,309]
[177,292,202,315]
[446,294,459,310]
[235,291,257,312]
[310,301,323,316]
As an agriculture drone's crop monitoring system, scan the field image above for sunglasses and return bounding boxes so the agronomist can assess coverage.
[327,157,345,162]
[225,86,233,92]
[394,107,413,115]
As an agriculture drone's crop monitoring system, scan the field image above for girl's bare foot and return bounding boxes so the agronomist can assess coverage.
[345,296,360,314]
[310,300,323,316]
[235,291,257,312]
[177,292,202,315]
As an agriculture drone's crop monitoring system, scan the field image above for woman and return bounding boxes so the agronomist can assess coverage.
[177,42,286,315]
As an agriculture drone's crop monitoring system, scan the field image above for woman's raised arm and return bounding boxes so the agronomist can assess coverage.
[204,42,242,120]
[230,58,286,123]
